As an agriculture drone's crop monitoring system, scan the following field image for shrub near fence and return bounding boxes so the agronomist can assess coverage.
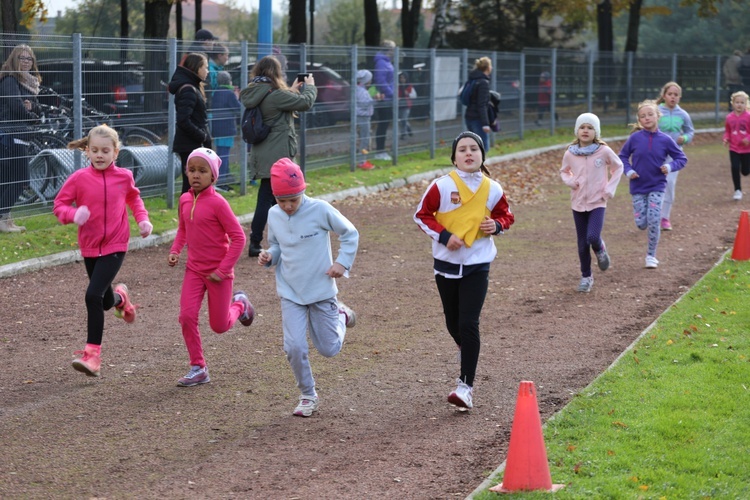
[0,34,732,217]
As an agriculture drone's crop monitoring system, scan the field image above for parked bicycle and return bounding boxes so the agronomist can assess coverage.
[18,87,163,205]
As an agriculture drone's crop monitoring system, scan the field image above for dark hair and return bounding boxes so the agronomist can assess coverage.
[451,131,490,175]
[181,52,208,99]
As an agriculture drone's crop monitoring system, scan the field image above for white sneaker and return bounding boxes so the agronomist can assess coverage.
[293,395,319,417]
[577,276,593,293]
[373,152,392,161]
[447,378,473,408]
[338,302,356,328]
[645,256,659,269]
[733,190,743,201]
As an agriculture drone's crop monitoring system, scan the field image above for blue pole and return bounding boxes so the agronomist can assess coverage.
[258,0,273,57]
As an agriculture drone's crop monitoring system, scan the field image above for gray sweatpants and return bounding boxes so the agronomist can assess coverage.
[281,297,347,397]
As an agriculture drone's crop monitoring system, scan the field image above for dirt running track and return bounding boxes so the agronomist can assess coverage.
[1,133,745,498]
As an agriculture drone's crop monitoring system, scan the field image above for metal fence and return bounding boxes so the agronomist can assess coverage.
[0,33,734,217]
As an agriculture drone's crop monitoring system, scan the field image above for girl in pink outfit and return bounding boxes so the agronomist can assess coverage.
[168,147,254,387]
[722,90,750,201]
[53,124,153,377]
[560,113,623,293]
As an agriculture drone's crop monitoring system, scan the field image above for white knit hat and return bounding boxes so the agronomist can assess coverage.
[574,113,601,140]
[356,69,372,85]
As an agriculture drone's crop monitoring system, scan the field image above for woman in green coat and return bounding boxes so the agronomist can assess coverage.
[240,56,317,257]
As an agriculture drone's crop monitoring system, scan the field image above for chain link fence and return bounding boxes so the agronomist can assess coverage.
[1,33,732,219]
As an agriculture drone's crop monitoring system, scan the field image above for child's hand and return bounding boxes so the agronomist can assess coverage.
[326,262,346,278]
[257,249,271,266]
[168,253,179,267]
[446,234,464,251]
[743,138,750,146]
[73,205,90,226]
[138,220,153,238]
[660,164,670,175]
[627,171,639,180]
[479,216,497,235]
[207,272,221,282]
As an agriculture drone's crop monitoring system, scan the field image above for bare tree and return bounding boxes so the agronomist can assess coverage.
[624,0,642,53]
[427,0,449,48]
[194,0,202,31]
[144,0,172,116]
[364,0,380,48]
[400,0,421,48]
[288,0,306,44]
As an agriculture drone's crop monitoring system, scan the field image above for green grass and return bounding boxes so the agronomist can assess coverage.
[0,120,715,268]
[472,259,750,499]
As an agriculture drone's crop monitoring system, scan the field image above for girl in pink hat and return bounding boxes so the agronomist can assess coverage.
[168,147,255,387]
[257,157,359,417]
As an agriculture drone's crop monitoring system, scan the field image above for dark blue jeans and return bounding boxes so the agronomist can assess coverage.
[464,119,489,151]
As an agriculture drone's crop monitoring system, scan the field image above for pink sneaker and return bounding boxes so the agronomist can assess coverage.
[72,345,101,377]
[660,218,672,231]
[114,283,137,323]
[233,291,255,327]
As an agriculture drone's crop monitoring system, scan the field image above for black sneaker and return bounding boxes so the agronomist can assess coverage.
[248,242,262,257]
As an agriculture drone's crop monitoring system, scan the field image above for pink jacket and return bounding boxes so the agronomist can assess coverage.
[53,163,149,258]
[170,186,246,280]
[560,145,623,212]
[723,111,750,154]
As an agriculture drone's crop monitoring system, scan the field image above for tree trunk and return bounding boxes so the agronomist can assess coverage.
[288,0,306,44]
[1,0,18,34]
[194,0,202,32]
[364,0,380,48]
[144,0,172,118]
[624,0,642,53]
[401,0,422,48]
[522,0,540,47]
[120,0,129,38]
[597,0,614,111]
[176,1,182,41]
[427,0,448,49]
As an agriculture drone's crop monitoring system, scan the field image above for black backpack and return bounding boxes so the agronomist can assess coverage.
[241,88,275,145]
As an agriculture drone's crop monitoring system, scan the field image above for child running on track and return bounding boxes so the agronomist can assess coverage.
[619,100,687,269]
[560,113,623,292]
[722,90,750,201]
[414,131,514,409]
[656,81,694,230]
[168,147,254,387]
[257,157,359,417]
[53,124,153,377]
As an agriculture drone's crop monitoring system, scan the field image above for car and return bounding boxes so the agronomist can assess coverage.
[226,59,351,127]
[36,58,145,117]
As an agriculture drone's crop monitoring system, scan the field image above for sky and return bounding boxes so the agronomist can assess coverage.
[44,0,274,17]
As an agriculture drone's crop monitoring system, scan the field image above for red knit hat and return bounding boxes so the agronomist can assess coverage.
[271,158,307,197]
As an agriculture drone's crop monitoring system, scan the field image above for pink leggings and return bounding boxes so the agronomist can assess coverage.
[179,268,244,368]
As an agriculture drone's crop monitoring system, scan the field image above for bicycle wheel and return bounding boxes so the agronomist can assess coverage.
[119,127,161,147]
[17,134,68,205]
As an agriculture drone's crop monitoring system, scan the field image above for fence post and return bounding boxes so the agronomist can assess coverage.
[298,43,307,173]
[239,40,248,195]
[550,47,557,135]
[626,51,634,125]
[519,52,525,140]
[166,37,177,208]
[587,50,594,113]
[671,53,677,82]
[391,46,400,164]
[714,54,722,122]
[349,45,358,171]
[429,47,436,159]
[71,34,83,171]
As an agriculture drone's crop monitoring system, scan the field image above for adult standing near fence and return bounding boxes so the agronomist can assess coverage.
[723,50,744,112]
[372,40,396,161]
[240,55,317,257]
[0,44,42,233]
[186,29,218,58]
[208,43,229,94]
[168,53,212,194]
[463,56,492,151]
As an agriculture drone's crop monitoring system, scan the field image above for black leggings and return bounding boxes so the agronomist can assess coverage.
[0,140,30,215]
[435,270,489,387]
[572,207,606,278]
[729,151,750,191]
[249,177,276,247]
[83,253,126,345]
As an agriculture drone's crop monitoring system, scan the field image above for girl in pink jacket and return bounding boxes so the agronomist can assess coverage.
[560,113,623,293]
[168,148,254,387]
[53,124,153,377]
[722,90,750,201]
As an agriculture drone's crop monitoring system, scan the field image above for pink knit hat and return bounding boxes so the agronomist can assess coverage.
[271,158,307,197]
[187,147,222,182]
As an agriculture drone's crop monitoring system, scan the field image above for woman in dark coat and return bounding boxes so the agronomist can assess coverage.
[0,44,42,233]
[463,56,492,151]
[168,53,212,194]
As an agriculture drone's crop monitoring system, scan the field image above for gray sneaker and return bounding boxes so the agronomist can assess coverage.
[338,302,356,328]
[595,241,610,271]
[577,276,593,293]
[177,365,210,387]
[293,395,319,417]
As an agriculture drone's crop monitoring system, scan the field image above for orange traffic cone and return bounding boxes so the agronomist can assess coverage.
[731,210,750,261]
[489,381,564,493]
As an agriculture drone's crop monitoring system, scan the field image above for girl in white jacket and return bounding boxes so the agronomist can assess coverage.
[560,113,623,293]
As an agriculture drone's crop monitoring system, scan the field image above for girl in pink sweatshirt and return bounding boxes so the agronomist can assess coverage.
[53,124,153,377]
[560,113,623,293]
[722,90,750,201]
[168,147,254,387]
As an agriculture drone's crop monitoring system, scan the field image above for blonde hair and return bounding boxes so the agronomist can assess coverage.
[474,56,492,73]
[0,44,42,83]
[629,100,661,133]
[67,124,121,151]
[656,81,682,105]
[731,90,749,104]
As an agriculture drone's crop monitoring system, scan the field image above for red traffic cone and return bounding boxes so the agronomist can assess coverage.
[489,381,564,493]
[731,210,750,261]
